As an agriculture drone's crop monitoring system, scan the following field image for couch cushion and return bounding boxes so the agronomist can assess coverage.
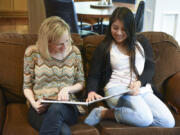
[98,117,180,135]
[71,123,100,135]
[3,104,38,135]
[3,103,100,135]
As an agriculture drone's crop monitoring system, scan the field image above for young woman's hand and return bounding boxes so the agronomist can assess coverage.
[129,80,141,96]
[86,91,103,102]
[58,87,70,101]
[32,99,48,114]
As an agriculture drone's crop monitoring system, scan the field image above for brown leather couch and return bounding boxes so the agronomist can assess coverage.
[0,32,180,135]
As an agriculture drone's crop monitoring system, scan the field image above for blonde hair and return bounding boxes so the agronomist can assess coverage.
[37,16,72,60]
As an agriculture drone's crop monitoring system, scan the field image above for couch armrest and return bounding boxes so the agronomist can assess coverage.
[164,72,180,114]
[0,87,6,134]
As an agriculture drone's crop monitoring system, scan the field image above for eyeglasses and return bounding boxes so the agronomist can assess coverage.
[50,39,70,47]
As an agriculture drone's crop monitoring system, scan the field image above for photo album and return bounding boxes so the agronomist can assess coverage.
[41,89,131,106]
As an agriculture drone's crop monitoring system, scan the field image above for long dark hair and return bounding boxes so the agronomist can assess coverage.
[102,7,139,78]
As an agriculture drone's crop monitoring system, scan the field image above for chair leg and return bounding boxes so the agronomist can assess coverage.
[80,18,83,30]
[100,18,104,34]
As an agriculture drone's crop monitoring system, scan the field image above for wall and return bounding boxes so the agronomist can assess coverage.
[0,0,27,17]
[144,0,180,44]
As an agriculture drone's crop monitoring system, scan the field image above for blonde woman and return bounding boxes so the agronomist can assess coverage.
[23,16,85,135]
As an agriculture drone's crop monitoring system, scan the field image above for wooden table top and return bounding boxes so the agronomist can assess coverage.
[75,1,136,19]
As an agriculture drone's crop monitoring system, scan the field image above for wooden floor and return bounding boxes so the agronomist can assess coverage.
[0,17,29,34]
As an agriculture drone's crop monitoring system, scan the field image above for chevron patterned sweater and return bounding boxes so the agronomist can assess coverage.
[23,45,84,100]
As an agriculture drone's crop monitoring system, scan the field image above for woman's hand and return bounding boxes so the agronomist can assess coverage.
[129,80,141,96]
[58,87,70,101]
[86,91,103,102]
[32,99,49,114]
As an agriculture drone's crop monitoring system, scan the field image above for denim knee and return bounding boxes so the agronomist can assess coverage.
[160,115,175,128]
[167,117,175,128]
[48,103,78,125]
[48,103,67,115]
[49,103,60,111]
[136,112,153,127]
[114,109,153,127]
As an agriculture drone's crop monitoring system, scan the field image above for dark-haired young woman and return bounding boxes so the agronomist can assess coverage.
[84,7,175,127]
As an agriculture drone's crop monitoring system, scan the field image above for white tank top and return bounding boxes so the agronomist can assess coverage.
[105,41,152,94]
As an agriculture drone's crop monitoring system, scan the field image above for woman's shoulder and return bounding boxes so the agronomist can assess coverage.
[72,45,81,55]
[25,45,39,56]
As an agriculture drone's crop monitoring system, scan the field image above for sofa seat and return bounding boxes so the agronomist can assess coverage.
[3,104,38,135]
[98,117,180,135]
[2,104,100,135]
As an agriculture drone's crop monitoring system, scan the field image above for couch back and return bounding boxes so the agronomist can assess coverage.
[0,33,37,103]
[0,32,180,103]
[142,32,180,91]
[0,33,82,103]
[83,32,180,93]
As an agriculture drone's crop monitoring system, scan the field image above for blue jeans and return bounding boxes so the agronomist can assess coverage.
[105,86,175,127]
[28,103,79,135]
